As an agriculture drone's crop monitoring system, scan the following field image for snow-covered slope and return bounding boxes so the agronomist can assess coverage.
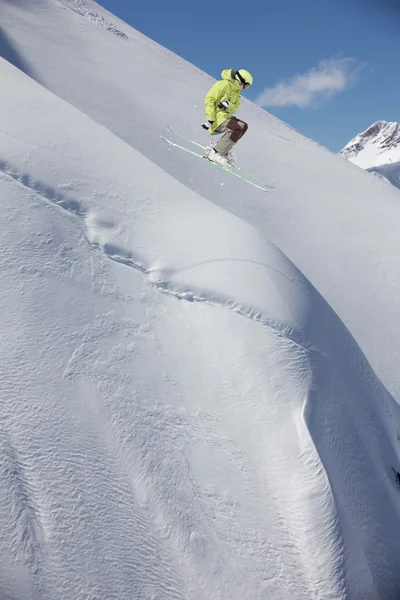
[3,0,400,398]
[2,1,400,599]
[340,120,400,189]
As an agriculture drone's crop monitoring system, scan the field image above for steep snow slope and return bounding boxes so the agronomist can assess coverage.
[340,120,400,189]
[2,1,400,599]
[2,0,400,399]
[2,54,400,600]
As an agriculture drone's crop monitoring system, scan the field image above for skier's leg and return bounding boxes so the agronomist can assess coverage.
[213,118,247,156]
[236,119,248,139]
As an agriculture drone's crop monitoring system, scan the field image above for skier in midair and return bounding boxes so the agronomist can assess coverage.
[202,69,253,167]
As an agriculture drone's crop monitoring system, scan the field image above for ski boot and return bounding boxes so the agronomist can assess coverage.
[203,139,216,158]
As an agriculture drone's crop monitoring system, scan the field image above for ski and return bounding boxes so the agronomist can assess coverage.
[166,125,275,190]
[161,136,273,193]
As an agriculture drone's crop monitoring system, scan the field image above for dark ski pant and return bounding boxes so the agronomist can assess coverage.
[212,117,248,156]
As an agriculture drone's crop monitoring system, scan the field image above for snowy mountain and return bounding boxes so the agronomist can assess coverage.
[2,1,400,598]
[340,120,400,189]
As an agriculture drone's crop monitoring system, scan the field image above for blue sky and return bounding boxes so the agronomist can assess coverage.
[97,0,400,151]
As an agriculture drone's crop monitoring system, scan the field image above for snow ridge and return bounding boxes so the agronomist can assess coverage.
[61,0,128,39]
[0,161,320,356]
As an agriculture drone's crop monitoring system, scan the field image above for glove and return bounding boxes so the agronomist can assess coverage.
[218,100,230,110]
[202,120,214,131]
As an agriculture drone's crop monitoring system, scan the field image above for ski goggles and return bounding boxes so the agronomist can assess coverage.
[235,71,251,88]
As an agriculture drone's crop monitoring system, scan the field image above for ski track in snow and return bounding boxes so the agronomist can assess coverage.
[0,162,321,357]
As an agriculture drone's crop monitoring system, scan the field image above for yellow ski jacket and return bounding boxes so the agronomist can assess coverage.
[204,69,242,134]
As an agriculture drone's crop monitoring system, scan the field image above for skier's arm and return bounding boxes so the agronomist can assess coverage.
[228,94,241,115]
[205,81,229,121]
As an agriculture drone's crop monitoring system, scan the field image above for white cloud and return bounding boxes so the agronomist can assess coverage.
[255,58,365,109]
